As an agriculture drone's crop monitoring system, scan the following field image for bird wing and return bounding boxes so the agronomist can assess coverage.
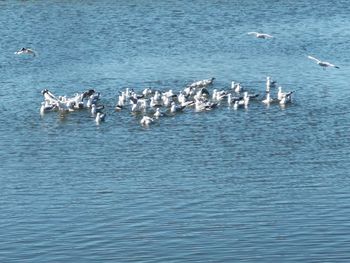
[323,61,338,68]
[247,32,258,35]
[263,33,273,38]
[129,96,138,104]
[308,55,321,63]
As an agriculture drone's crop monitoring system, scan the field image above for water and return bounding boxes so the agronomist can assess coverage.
[1,0,350,262]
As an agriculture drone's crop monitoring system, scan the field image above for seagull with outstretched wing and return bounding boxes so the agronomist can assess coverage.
[308,55,339,69]
[247,32,273,39]
[15,47,36,57]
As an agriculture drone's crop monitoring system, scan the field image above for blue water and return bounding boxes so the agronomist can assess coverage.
[1,0,350,262]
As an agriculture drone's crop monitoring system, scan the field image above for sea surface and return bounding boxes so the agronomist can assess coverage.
[1,0,350,262]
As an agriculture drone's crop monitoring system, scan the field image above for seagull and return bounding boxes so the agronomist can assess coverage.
[153,90,162,103]
[153,108,164,118]
[194,99,207,112]
[129,94,139,105]
[194,88,209,101]
[91,104,105,115]
[142,87,153,97]
[170,102,186,113]
[138,98,148,112]
[233,100,244,110]
[95,112,106,123]
[233,92,249,109]
[162,95,172,107]
[56,99,73,112]
[86,92,101,108]
[276,86,294,105]
[212,89,227,101]
[277,86,294,101]
[150,97,163,108]
[247,32,273,39]
[41,89,58,104]
[204,101,218,111]
[231,81,243,93]
[70,93,85,109]
[115,104,123,111]
[40,101,57,115]
[140,116,154,126]
[279,93,293,105]
[262,93,276,105]
[82,89,96,100]
[188,77,215,88]
[183,86,196,97]
[307,55,339,69]
[14,47,36,56]
[115,93,125,110]
[266,76,277,93]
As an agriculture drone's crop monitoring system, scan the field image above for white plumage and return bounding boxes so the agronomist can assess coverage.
[308,55,339,69]
[247,32,273,39]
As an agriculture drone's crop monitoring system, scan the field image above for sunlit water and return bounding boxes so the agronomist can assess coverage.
[1,0,350,262]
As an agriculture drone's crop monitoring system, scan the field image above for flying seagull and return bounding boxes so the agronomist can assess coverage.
[307,55,339,69]
[14,47,36,57]
[247,32,273,39]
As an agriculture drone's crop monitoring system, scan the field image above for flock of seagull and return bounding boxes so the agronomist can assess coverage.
[40,88,107,123]
[15,31,341,70]
[17,30,340,127]
[38,75,295,126]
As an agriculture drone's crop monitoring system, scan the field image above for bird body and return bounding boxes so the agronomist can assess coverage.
[40,101,57,115]
[277,87,294,105]
[170,102,185,113]
[233,92,249,109]
[279,93,293,105]
[140,116,154,126]
[150,97,163,108]
[15,47,36,56]
[266,76,276,93]
[188,77,215,88]
[154,108,164,118]
[41,89,58,104]
[233,100,242,110]
[142,87,153,97]
[248,32,273,39]
[87,93,100,108]
[212,89,227,101]
[231,81,243,93]
[95,112,106,123]
[262,93,275,105]
[277,86,294,101]
[308,55,339,69]
[91,104,105,115]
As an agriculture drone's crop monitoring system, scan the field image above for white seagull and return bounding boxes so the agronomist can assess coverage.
[154,108,166,118]
[247,32,273,39]
[95,112,106,123]
[41,89,58,104]
[266,76,277,93]
[40,101,57,115]
[231,81,243,93]
[188,77,215,88]
[262,93,275,105]
[279,93,293,106]
[170,101,186,113]
[15,47,36,56]
[277,86,294,101]
[91,104,105,115]
[307,55,339,69]
[140,116,154,126]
